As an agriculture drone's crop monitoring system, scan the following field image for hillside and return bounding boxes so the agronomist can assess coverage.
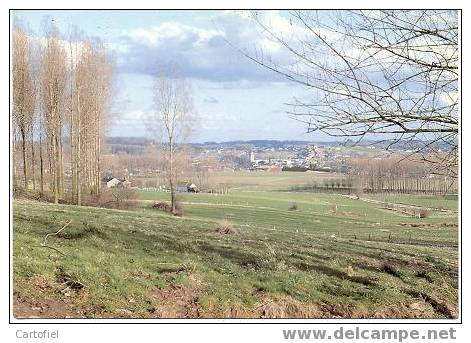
[13,192,458,318]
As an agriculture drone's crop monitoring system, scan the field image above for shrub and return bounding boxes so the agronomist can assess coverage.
[12,185,27,198]
[151,199,183,216]
[418,209,430,218]
[83,188,138,209]
[13,187,50,202]
[215,219,237,234]
[152,201,172,212]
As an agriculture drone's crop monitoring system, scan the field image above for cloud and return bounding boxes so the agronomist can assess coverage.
[203,96,219,104]
[115,11,302,82]
[123,110,146,120]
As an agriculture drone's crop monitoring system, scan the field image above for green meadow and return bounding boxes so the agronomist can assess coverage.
[13,172,458,318]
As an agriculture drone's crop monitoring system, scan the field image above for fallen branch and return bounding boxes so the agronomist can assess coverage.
[43,220,72,245]
[59,279,87,293]
[32,220,73,256]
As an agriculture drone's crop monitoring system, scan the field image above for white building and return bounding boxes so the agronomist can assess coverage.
[105,177,121,188]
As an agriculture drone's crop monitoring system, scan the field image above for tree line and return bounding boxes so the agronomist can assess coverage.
[12,19,114,205]
[347,157,457,194]
[288,155,457,195]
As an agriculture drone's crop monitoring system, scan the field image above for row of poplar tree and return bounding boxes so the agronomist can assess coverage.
[12,19,113,205]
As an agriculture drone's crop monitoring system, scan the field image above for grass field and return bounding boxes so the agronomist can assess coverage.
[13,173,459,318]
[210,171,342,191]
[362,193,458,211]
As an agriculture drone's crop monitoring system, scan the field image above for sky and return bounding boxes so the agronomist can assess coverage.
[13,10,330,143]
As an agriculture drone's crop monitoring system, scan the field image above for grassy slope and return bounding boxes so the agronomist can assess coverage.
[13,190,458,318]
[139,191,457,246]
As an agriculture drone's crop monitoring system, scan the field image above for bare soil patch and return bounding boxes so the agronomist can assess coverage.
[149,273,206,318]
[13,293,104,319]
[254,293,324,318]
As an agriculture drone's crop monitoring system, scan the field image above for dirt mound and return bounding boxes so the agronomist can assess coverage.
[404,289,457,319]
[13,273,100,319]
[149,273,206,318]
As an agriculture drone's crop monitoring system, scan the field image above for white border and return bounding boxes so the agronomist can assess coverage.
[3,1,466,342]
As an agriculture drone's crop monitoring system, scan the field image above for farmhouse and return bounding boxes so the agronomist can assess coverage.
[176,183,199,193]
[188,183,199,192]
[102,176,132,188]
[102,176,121,188]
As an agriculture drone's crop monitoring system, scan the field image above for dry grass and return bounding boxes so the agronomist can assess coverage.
[215,219,237,235]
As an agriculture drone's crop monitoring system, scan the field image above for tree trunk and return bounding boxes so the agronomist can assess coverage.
[53,132,59,204]
[58,130,64,198]
[96,116,101,195]
[71,112,76,203]
[21,129,27,189]
[48,134,54,194]
[30,131,36,190]
[39,131,44,194]
[12,133,18,191]
[169,143,176,214]
[77,108,82,206]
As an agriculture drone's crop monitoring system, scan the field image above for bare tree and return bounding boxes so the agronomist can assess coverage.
[12,26,35,189]
[244,10,458,175]
[27,32,47,196]
[69,37,113,205]
[12,17,113,203]
[40,22,67,203]
[150,69,198,214]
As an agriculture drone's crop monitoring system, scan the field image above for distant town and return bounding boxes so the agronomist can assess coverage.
[104,137,453,177]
